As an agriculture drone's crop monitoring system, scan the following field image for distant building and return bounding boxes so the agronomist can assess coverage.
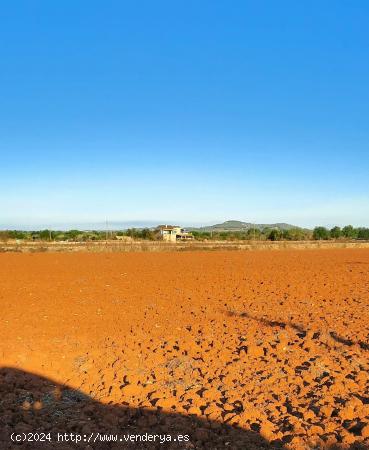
[157,225,194,242]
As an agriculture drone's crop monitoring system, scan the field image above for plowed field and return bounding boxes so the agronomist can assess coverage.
[0,249,368,449]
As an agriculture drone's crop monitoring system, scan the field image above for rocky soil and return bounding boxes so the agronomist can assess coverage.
[0,249,368,449]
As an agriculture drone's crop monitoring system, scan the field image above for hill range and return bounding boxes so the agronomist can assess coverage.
[188,220,303,232]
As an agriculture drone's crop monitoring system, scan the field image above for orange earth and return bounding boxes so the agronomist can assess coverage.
[0,249,368,450]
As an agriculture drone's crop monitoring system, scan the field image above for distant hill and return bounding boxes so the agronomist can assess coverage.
[189,220,302,232]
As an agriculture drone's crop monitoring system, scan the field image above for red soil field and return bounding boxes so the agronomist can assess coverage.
[0,249,368,449]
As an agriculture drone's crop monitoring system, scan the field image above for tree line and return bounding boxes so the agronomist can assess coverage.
[312,225,369,240]
[0,228,157,242]
[193,225,369,241]
[0,225,368,242]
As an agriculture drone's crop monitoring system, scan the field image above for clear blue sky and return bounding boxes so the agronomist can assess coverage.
[1,1,368,229]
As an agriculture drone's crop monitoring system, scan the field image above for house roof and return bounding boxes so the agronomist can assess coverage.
[157,225,180,231]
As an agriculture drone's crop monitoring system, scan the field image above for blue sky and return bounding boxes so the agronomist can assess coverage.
[1,1,369,229]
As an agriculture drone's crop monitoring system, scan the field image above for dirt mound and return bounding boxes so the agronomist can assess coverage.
[0,249,368,449]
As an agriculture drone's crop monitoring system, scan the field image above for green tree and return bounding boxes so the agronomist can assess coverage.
[313,226,330,240]
[39,229,52,240]
[282,228,308,241]
[267,229,282,241]
[357,227,369,240]
[247,228,262,240]
[140,228,155,240]
[65,230,81,241]
[8,230,28,239]
[330,226,342,239]
[342,225,357,239]
[125,228,138,238]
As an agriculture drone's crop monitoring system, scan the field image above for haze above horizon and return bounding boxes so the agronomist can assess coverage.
[1,1,369,228]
